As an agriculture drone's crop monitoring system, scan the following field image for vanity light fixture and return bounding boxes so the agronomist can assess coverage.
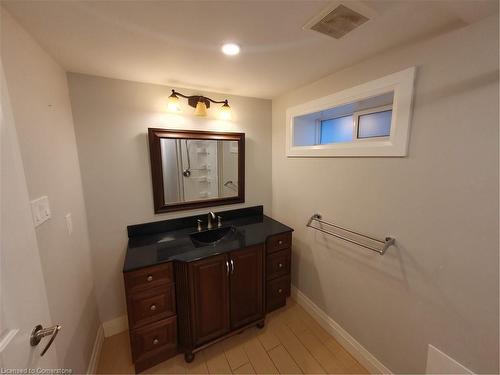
[219,101,231,120]
[168,90,231,119]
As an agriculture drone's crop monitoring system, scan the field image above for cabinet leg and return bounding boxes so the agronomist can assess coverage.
[257,321,265,329]
[184,352,195,363]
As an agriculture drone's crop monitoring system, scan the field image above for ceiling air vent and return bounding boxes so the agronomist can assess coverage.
[309,4,369,39]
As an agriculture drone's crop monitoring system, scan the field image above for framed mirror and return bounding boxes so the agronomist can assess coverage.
[148,128,245,213]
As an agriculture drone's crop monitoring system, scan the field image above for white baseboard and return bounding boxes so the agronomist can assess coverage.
[291,285,392,374]
[426,345,474,374]
[102,315,128,337]
[87,325,104,374]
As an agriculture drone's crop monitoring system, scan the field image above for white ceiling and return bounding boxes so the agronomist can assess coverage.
[2,0,498,98]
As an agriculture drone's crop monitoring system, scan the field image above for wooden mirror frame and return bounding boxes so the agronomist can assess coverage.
[148,128,245,213]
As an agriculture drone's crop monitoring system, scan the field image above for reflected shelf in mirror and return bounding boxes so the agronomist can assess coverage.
[148,129,245,213]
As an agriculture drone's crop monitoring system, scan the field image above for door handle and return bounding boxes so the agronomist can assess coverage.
[230,259,234,274]
[225,260,229,275]
[30,324,61,357]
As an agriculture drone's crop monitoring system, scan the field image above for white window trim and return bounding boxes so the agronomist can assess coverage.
[315,119,321,145]
[286,67,416,157]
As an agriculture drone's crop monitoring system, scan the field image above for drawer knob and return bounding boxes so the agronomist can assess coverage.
[278,288,283,294]
[150,304,157,311]
[278,263,284,268]
[146,275,153,282]
[153,338,159,345]
[278,240,283,245]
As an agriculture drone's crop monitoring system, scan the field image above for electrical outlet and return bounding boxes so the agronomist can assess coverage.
[30,196,51,227]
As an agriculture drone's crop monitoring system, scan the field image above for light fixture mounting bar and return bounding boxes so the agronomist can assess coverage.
[171,90,228,109]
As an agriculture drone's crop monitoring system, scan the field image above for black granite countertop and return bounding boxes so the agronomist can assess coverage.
[123,206,293,272]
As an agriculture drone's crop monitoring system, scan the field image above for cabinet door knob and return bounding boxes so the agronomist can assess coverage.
[278,263,284,268]
[152,338,159,345]
[278,240,283,245]
[278,288,283,294]
[150,304,157,311]
[147,275,153,282]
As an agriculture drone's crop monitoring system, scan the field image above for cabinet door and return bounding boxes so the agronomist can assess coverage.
[229,245,264,329]
[189,254,230,346]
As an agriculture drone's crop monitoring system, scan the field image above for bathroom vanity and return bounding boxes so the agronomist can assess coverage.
[123,206,293,373]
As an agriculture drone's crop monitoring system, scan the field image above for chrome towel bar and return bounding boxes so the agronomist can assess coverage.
[306,213,395,255]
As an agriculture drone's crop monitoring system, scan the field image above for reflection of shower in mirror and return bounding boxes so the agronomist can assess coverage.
[224,180,238,191]
[182,139,192,177]
[160,138,239,204]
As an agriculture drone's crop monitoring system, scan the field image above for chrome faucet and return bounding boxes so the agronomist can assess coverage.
[207,211,216,229]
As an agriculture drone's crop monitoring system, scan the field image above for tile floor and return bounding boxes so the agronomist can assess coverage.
[97,299,368,374]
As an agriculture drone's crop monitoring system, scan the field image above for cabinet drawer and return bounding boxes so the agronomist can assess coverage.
[128,285,176,328]
[266,248,291,280]
[130,316,177,363]
[266,232,292,254]
[266,275,290,312]
[124,262,174,293]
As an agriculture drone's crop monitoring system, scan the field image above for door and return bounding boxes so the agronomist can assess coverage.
[229,245,264,329]
[0,62,59,368]
[189,254,229,346]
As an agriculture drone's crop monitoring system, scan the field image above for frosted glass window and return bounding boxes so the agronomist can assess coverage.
[320,115,353,144]
[357,110,392,138]
[293,118,317,146]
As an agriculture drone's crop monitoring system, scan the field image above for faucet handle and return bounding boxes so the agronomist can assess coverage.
[217,216,222,228]
[196,219,203,232]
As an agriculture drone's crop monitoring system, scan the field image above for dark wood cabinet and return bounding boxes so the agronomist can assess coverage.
[176,245,265,362]
[189,254,230,346]
[124,229,293,372]
[265,232,292,312]
[230,246,264,329]
[266,248,291,281]
[124,262,174,293]
[127,285,176,329]
[124,262,178,373]
[266,232,292,253]
[130,316,177,372]
[266,274,291,312]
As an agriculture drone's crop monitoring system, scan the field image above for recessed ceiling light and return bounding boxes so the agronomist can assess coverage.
[221,43,240,56]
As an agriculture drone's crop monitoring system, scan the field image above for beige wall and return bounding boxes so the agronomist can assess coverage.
[1,9,100,373]
[67,74,272,323]
[271,15,499,374]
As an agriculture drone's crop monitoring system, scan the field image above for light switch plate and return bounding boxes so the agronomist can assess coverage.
[30,196,51,227]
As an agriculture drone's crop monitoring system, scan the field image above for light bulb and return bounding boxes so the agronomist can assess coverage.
[219,101,232,120]
[167,93,180,112]
[221,43,240,56]
[194,100,208,117]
